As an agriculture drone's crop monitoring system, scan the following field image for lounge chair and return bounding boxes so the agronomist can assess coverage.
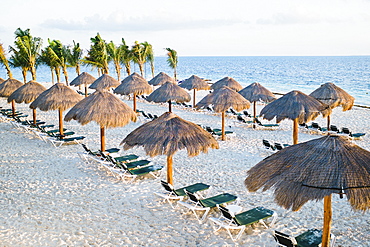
[274,142,290,151]
[236,115,253,124]
[112,162,164,183]
[209,205,277,241]
[341,127,366,139]
[255,118,279,128]
[48,135,86,147]
[178,191,238,223]
[273,229,336,247]
[263,139,276,151]
[154,180,211,208]
[243,110,252,118]
[205,126,234,136]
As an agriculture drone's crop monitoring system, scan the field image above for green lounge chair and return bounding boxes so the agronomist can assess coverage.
[273,229,336,247]
[209,205,277,241]
[112,162,164,183]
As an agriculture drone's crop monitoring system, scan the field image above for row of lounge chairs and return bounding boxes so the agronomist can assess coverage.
[79,144,163,183]
[136,109,158,120]
[262,139,290,152]
[198,125,235,137]
[300,122,366,139]
[155,180,277,241]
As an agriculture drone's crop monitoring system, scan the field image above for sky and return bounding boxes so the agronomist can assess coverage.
[1,0,370,56]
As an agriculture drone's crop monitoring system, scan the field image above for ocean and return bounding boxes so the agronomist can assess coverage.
[1,56,369,106]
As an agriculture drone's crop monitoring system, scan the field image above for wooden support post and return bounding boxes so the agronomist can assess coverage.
[59,109,64,136]
[100,126,105,152]
[167,155,174,185]
[327,115,331,131]
[221,111,226,141]
[168,101,172,113]
[193,89,196,108]
[322,195,332,247]
[133,93,137,112]
[293,118,298,145]
[33,109,37,125]
[253,101,257,129]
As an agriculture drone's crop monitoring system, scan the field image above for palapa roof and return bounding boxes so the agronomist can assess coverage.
[148,72,175,86]
[0,78,4,84]
[260,90,330,124]
[30,83,83,111]
[65,90,137,128]
[210,77,243,91]
[121,112,219,157]
[8,80,46,104]
[309,82,354,111]
[114,72,153,95]
[245,135,370,211]
[196,86,250,112]
[179,75,210,91]
[146,81,191,103]
[0,78,24,97]
[238,82,276,103]
[89,74,120,90]
[69,72,96,86]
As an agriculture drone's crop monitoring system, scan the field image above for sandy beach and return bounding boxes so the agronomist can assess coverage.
[1,86,370,247]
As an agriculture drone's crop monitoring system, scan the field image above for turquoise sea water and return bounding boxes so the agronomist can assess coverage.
[1,56,369,106]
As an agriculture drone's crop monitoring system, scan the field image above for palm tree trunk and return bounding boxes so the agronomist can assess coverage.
[139,63,144,77]
[50,68,55,84]
[62,66,69,86]
[167,154,174,185]
[31,66,36,80]
[22,69,27,83]
[115,62,121,81]
[125,63,131,76]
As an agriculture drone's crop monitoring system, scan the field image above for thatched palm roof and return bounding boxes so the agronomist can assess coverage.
[0,78,4,84]
[121,112,219,157]
[69,72,96,86]
[179,75,210,91]
[245,135,370,211]
[89,74,120,90]
[148,72,175,86]
[210,77,243,91]
[0,78,24,97]
[65,90,137,128]
[8,80,46,104]
[147,81,191,103]
[114,72,153,95]
[30,83,82,111]
[238,82,276,103]
[309,83,354,111]
[196,86,250,112]
[260,90,329,124]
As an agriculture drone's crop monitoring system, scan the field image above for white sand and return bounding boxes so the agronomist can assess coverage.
[1,88,370,247]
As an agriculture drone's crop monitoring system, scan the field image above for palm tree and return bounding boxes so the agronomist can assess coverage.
[9,50,28,82]
[40,41,62,84]
[0,43,13,78]
[165,48,178,81]
[143,42,154,78]
[67,40,83,76]
[9,28,42,81]
[43,39,70,85]
[120,38,133,76]
[106,41,123,80]
[132,41,148,77]
[83,33,109,75]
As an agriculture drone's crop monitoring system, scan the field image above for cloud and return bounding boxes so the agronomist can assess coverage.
[256,13,322,25]
[41,13,242,32]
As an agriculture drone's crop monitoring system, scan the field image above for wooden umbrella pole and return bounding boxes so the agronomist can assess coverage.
[322,194,332,247]
[133,93,137,112]
[327,115,331,131]
[293,118,298,145]
[193,89,196,108]
[221,111,225,141]
[168,101,172,113]
[167,155,174,185]
[11,100,15,117]
[253,101,257,129]
[100,126,105,152]
[59,108,64,136]
[84,84,88,98]
[33,108,37,125]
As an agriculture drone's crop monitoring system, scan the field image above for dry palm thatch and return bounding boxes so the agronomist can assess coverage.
[0,78,4,84]
[148,72,175,86]
[179,75,211,107]
[121,112,219,185]
[310,83,355,130]
[7,80,47,124]
[114,72,153,112]
[245,135,370,247]
[260,90,330,144]
[0,78,24,116]
[238,82,276,128]
[70,72,96,97]
[210,77,243,91]
[30,83,83,136]
[196,86,250,141]
[65,90,137,151]
[89,74,120,91]
[146,81,191,112]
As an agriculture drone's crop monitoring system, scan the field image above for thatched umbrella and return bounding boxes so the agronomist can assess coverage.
[0,78,24,116]
[179,75,211,108]
[7,80,47,125]
[70,72,96,97]
[196,86,251,141]
[121,112,219,185]
[89,74,120,91]
[309,83,354,131]
[113,72,153,112]
[0,78,4,84]
[65,90,136,152]
[238,82,276,128]
[148,72,175,86]
[146,81,191,112]
[30,83,83,136]
[245,135,370,247]
[210,77,243,91]
[260,90,329,145]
